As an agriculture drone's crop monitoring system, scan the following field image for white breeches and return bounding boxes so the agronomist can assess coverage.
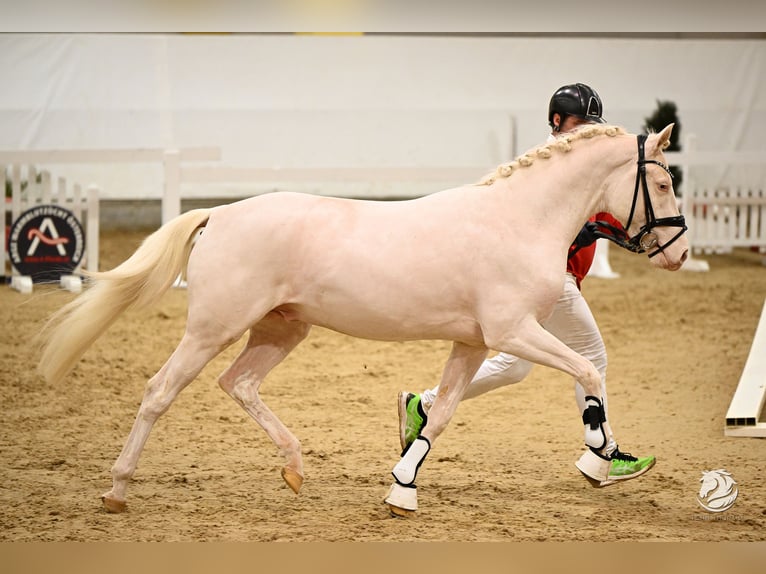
[422,273,608,417]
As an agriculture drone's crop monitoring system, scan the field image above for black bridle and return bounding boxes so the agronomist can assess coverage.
[582,134,688,258]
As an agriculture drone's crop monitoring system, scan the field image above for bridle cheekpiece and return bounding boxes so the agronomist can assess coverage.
[587,134,688,258]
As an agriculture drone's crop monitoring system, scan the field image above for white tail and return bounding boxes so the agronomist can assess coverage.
[37,208,211,384]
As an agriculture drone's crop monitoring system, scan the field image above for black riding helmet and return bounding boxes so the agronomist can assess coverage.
[548,83,606,131]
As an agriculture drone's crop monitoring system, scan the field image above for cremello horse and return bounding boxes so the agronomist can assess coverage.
[38,124,688,516]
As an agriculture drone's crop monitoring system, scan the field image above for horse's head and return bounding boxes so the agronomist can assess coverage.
[699,470,724,499]
[607,124,689,270]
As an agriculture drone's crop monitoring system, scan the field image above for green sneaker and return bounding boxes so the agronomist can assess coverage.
[397,391,428,450]
[602,447,656,486]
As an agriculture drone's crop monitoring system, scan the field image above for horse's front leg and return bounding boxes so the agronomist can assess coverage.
[485,316,615,483]
[385,341,488,516]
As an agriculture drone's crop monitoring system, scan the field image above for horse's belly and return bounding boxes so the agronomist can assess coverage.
[276,301,484,344]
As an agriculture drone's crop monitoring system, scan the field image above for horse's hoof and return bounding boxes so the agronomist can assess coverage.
[574,449,611,483]
[387,504,416,518]
[281,468,303,494]
[102,494,127,513]
[384,482,417,517]
[579,473,608,488]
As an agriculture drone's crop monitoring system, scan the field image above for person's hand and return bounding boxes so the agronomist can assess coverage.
[574,221,600,248]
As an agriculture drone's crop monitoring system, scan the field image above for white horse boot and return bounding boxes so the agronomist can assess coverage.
[385,436,431,515]
[575,396,612,483]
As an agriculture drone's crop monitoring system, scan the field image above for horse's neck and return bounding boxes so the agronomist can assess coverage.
[501,142,623,244]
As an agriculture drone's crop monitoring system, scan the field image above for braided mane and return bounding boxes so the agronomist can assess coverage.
[478,124,628,186]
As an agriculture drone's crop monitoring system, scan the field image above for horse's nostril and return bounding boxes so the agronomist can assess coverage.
[681,250,689,263]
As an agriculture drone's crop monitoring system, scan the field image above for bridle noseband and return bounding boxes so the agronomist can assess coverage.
[583,134,688,258]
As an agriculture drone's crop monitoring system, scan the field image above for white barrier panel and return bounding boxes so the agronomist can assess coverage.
[725,298,766,437]
[161,111,517,224]
[685,187,766,255]
[154,164,498,225]
[0,147,221,228]
[667,141,765,262]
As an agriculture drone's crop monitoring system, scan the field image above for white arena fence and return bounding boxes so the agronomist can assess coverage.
[164,163,495,223]
[0,147,221,225]
[161,110,518,224]
[666,139,766,257]
[684,187,766,255]
[1,148,219,292]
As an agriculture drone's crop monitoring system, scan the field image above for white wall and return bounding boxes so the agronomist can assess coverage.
[1,34,764,200]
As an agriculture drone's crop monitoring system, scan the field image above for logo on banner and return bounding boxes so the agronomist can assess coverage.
[8,204,85,282]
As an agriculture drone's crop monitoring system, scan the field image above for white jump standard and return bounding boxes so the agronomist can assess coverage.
[725,297,766,437]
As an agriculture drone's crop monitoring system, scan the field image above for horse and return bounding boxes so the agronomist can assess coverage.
[37,123,688,516]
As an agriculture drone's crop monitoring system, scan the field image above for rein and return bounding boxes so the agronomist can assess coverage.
[581,134,687,259]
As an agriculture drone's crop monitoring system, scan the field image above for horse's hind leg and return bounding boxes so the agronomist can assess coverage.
[217,312,311,494]
[102,335,225,512]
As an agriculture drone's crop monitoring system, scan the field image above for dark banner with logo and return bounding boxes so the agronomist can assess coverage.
[8,204,85,283]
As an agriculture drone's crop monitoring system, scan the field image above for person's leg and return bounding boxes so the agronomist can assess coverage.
[541,275,610,440]
[398,352,532,449]
[422,352,534,407]
[398,353,533,449]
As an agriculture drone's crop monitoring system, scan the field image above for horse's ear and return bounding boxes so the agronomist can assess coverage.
[655,123,674,151]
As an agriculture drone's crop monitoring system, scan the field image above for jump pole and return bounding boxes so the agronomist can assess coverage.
[724,297,766,437]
